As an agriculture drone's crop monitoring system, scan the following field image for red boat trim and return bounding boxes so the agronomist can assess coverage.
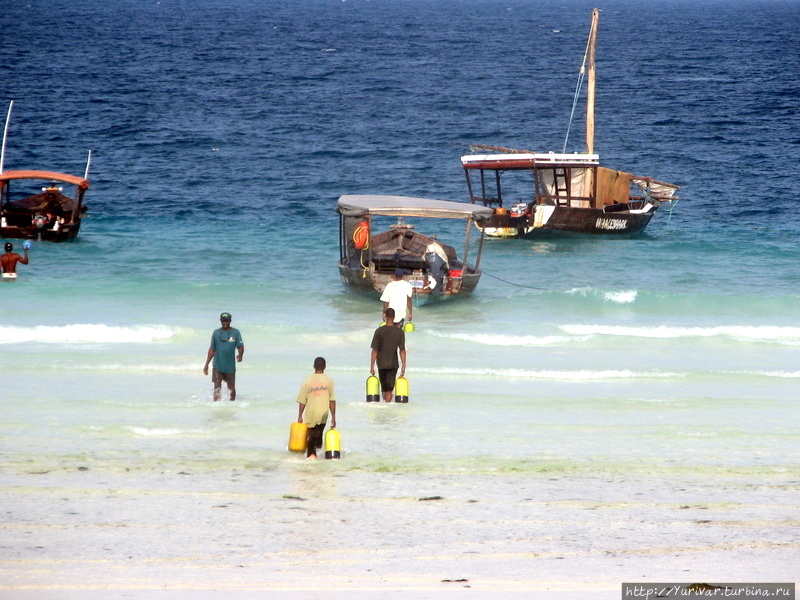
[0,170,90,189]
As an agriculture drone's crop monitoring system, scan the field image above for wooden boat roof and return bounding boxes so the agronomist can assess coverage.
[461,152,600,170]
[337,195,493,224]
[0,170,90,189]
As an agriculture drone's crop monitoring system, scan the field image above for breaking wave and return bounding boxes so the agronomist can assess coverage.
[0,324,178,344]
[559,324,800,343]
[426,331,574,346]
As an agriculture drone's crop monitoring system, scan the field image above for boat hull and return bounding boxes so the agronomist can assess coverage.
[480,204,657,238]
[338,263,481,300]
[1,222,81,242]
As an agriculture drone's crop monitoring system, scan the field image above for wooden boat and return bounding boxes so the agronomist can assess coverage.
[462,9,679,238]
[0,101,90,242]
[336,194,492,299]
[1,170,90,241]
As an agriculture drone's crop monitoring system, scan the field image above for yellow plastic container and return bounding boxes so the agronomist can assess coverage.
[395,376,409,403]
[288,422,308,453]
[403,322,415,333]
[366,375,380,402]
[324,428,341,460]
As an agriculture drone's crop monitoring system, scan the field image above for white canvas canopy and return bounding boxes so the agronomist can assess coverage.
[632,178,680,200]
[460,153,600,169]
[337,195,494,224]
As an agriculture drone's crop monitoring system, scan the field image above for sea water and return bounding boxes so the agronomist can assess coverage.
[1,0,799,593]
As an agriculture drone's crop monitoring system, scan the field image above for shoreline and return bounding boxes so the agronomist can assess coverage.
[2,466,797,598]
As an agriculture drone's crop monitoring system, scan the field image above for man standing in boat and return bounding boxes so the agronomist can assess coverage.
[203,312,244,401]
[380,268,413,326]
[1,242,29,280]
[370,308,406,403]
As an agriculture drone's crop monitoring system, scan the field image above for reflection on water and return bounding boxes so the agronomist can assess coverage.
[366,404,410,428]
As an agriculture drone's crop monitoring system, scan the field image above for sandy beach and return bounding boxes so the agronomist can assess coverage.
[2,460,797,599]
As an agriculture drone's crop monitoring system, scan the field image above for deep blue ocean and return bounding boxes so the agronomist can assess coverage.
[2,0,799,486]
[2,0,800,593]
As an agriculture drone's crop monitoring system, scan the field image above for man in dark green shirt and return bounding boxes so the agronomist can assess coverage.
[370,308,406,402]
[203,312,244,401]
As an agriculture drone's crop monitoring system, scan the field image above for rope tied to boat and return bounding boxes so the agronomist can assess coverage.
[665,197,680,225]
[480,269,550,290]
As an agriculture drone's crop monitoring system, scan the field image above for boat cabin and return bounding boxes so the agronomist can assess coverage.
[461,152,658,212]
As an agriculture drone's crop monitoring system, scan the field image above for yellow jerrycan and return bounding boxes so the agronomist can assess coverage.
[366,374,380,402]
[403,321,415,333]
[288,422,308,453]
[324,428,341,460]
[395,376,409,403]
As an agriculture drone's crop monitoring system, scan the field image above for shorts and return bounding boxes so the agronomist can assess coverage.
[212,369,236,386]
[378,368,397,393]
[306,423,326,457]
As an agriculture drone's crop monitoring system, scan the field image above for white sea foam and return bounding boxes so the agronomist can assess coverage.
[62,363,200,372]
[339,365,679,380]
[750,370,800,378]
[298,330,373,345]
[126,426,211,437]
[0,324,178,344]
[417,367,680,380]
[560,324,800,343]
[426,331,573,346]
[566,286,638,302]
[604,290,638,304]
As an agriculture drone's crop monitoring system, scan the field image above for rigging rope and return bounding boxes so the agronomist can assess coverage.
[562,33,593,153]
[480,269,549,290]
[665,197,680,225]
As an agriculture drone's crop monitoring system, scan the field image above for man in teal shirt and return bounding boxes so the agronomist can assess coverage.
[203,312,244,401]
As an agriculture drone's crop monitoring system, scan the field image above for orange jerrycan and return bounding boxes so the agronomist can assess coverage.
[395,376,409,403]
[288,422,308,453]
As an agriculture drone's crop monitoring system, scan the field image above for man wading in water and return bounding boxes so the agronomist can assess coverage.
[369,307,407,402]
[203,312,244,401]
[1,242,29,280]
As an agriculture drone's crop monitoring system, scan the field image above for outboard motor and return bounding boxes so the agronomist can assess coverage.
[33,214,48,241]
[425,243,448,296]
[33,214,47,229]
[510,202,530,218]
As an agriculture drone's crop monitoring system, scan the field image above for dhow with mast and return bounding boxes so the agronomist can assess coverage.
[461,9,679,238]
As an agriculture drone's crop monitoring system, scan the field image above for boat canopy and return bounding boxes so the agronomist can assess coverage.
[632,177,680,200]
[0,170,90,189]
[337,195,494,225]
[461,153,600,170]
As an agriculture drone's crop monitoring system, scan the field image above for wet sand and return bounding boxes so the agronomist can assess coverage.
[1,463,797,599]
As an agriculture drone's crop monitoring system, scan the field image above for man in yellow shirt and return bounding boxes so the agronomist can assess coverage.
[296,357,337,460]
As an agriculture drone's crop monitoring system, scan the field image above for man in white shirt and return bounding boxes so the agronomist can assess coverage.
[380,268,413,325]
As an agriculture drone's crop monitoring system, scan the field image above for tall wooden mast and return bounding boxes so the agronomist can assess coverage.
[585,9,599,155]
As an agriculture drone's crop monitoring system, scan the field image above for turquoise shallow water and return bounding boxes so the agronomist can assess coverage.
[0,6,799,589]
